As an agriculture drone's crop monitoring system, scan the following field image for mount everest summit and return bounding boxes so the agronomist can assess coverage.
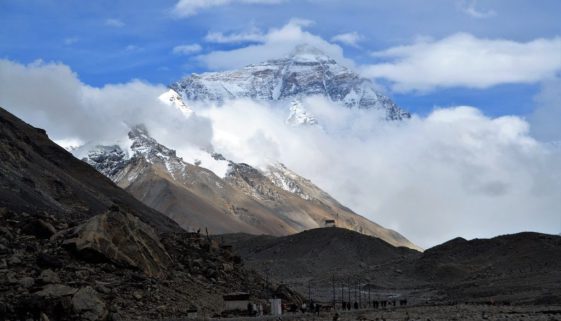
[171,44,410,121]
[76,45,420,250]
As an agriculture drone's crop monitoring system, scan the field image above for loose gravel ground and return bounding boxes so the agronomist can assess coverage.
[202,305,561,321]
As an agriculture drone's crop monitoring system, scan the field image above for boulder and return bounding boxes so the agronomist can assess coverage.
[22,219,57,239]
[35,284,78,298]
[63,210,172,278]
[36,253,63,269]
[94,281,111,294]
[5,271,18,284]
[222,263,234,272]
[72,286,107,321]
[132,291,143,300]
[0,226,14,241]
[18,276,35,289]
[8,254,22,265]
[39,269,61,284]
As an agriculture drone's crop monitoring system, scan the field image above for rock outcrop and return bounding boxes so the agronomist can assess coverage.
[63,209,172,278]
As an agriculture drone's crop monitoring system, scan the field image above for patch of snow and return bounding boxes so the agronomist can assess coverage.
[158,89,194,117]
[286,100,318,127]
[176,146,230,178]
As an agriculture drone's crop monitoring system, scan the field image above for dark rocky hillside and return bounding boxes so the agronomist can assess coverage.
[0,106,302,320]
[222,229,561,305]
[411,232,561,304]
[222,228,419,279]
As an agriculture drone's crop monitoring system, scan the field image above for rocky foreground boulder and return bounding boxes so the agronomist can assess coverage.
[61,209,172,278]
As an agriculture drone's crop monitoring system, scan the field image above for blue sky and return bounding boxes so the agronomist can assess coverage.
[1,0,560,117]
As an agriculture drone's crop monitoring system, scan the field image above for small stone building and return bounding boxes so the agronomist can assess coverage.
[223,292,250,311]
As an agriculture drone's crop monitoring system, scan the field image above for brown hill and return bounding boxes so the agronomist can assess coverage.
[121,156,293,236]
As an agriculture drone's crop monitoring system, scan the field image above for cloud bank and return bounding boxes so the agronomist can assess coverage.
[0,59,213,151]
[363,33,561,93]
[200,97,561,247]
[173,43,203,55]
[204,28,266,44]
[529,76,561,142]
[1,59,559,248]
[196,19,355,70]
[331,32,363,47]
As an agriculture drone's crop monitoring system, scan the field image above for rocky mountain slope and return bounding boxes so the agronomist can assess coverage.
[171,44,410,121]
[0,106,302,320]
[82,126,419,250]
[222,229,561,305]
[0,106,177,233]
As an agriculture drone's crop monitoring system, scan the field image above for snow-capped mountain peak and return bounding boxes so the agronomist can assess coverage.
[170,45,410,120]
[83,144,129,181]
[286,100,318,127]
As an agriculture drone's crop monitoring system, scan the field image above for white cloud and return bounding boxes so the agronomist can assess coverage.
[205,28,266,44]
[197,19,355,70]
[173,43,203,55]
[105,18,125,28]
[362,33,561,93]
[199,98,561,248]
[529,77,561,142]
[173,0,284,17]
[0,59,213,151]
[331,32,363,47]
[459,0,496,19]
[125,44,141,52]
